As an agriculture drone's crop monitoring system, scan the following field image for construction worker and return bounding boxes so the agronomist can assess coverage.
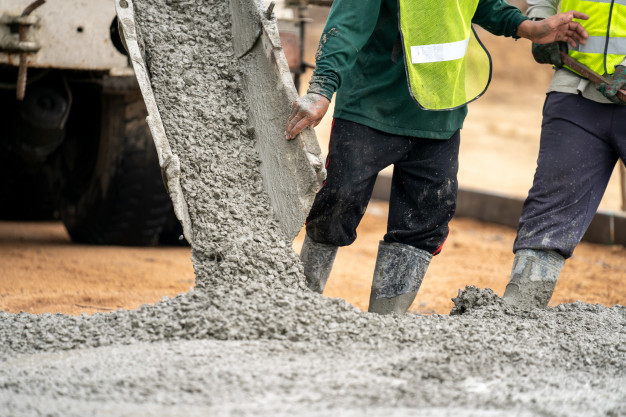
[503,0,626,310]
[285,0,588,315]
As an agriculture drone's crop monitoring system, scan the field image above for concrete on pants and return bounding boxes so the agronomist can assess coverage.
[305,118,459,255]
[514,92,626,259]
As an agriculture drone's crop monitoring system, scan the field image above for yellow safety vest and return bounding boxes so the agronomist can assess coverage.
[562,0,626,75]
[398,0,492,110]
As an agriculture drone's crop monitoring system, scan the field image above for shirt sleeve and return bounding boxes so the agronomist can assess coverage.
[526,0,559,19]
[307,0,383,101]
[472,0,529,38]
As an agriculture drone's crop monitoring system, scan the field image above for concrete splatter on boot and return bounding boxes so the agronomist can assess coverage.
[503,249,565,310]
[300,234,338,293]
[368,241,432,315]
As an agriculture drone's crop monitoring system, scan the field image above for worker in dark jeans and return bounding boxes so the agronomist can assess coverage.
[503,0,626,310]
[285,0,588,314]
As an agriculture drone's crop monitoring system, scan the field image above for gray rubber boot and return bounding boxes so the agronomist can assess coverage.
[300,234,338,293]
[503,249,565,310]
[368,241,432,315]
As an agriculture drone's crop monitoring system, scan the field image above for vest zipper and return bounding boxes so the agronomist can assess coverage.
[604,0,615,74]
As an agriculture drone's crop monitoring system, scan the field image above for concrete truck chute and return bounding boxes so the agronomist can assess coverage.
[115,0,325,243]
[1,0,326,245]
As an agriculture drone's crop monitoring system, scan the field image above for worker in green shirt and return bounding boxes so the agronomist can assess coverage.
[285,0,588,315]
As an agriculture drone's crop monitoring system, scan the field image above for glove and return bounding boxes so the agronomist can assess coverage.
[597,65,626,104]
[531,42,567,68]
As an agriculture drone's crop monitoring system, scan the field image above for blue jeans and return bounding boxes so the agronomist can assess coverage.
[514,92,626,258]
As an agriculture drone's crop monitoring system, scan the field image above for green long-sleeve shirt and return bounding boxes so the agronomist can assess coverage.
[308,0,529,139]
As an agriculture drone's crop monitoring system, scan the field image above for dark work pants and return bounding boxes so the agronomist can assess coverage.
[514,92,626,259]
[305,118,459,255]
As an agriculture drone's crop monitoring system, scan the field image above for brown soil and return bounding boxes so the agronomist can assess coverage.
[0,221,196,315]
[301,202,626,314]
[1,12,625,316]
[2,200,625,316]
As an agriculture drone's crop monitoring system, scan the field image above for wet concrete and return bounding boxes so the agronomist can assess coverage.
[0,0,624,415]
[1,287,624,416]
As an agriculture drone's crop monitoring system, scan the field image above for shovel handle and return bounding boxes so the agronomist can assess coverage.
[560,51,626,102]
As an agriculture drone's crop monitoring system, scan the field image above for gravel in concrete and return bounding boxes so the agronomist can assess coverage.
[1,1,624,415]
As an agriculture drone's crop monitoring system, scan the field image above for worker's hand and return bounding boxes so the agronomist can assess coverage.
[517,11,589,49]
[531,42,567,67]
[285,93,330,140]
[597,65,626,105]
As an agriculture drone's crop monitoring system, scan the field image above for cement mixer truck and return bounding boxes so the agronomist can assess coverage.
[0,0,333,245]
[0,0,182,245]
[0,0,330,246]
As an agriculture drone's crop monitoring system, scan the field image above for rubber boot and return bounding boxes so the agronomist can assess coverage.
[300,234,338,293]
[368,241,432,315]
[503,249,565,310]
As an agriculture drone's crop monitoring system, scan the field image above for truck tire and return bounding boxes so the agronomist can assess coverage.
[52,85,176,246]
[0,76,62,221]
[0,158,57,220]
[158,213,187,246]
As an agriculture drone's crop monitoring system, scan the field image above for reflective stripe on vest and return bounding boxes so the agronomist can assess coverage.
[562,0,626,75]
[570,36,626,55]
[586,0,626,5]
[410,37,470,64]
[398,0,492,111]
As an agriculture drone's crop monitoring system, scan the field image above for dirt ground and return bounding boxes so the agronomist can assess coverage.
[1,10,625,317]
[2,199,625,316]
